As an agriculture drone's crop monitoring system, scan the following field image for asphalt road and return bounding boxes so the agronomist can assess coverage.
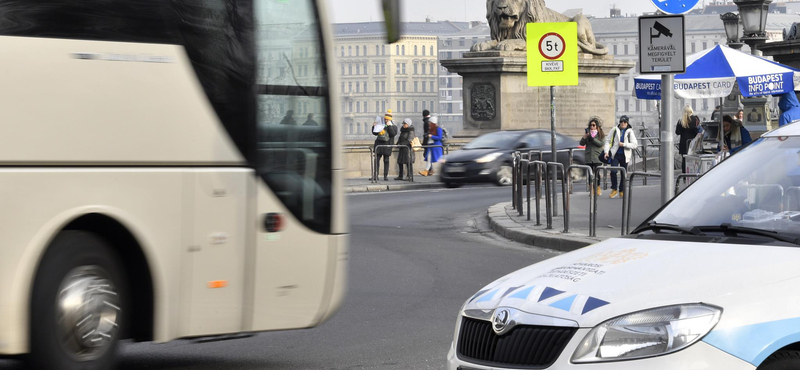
[0,185,560,370]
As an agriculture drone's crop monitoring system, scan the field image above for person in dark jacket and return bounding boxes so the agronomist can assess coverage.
[419,110,432,176]
[580,117,605,196]
[280,110,296,125]
[372,110,398,181]
[394,118,416,180]
[302,113,319,126]
[676,105,703,173]
[779,92,800,127]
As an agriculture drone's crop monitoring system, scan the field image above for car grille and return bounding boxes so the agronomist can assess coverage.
[456,316,577,369]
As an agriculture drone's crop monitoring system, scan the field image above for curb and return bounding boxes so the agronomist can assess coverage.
[487,202,600,252]
[346,182,444,193]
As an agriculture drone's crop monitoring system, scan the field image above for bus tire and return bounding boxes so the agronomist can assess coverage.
[758,350,800,369]
[29,231,128,370]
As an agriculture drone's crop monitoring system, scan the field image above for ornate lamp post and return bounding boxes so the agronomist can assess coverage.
[733,0,773,55]
[720,12,744,50]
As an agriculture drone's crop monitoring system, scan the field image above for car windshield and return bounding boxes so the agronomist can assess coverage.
[463,131,520,150]
[651,137,800,236]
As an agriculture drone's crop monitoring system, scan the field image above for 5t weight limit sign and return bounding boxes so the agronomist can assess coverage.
[539,33,566,60]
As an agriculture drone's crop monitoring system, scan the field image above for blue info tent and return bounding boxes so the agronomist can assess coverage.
[634,44,800,100]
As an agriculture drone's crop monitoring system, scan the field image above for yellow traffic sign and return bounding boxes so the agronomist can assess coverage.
[527,23,578,87]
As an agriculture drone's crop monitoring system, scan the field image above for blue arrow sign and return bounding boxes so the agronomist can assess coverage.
[651,0,700,14]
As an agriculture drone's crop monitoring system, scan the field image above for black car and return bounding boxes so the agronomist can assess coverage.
[439,130,586,187]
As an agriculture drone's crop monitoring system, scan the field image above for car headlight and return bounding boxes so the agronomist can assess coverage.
[571,304,721,363]
[476,152,502,164]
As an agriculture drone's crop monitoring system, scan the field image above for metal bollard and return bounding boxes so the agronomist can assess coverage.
[593,166,628,237]
[626,172,662,234]
[675,173,701,195]
[528,161,546,224]
[512,153,517,209]
[518,159,529,216]
[566,165,594,236]
[547,162,568,233]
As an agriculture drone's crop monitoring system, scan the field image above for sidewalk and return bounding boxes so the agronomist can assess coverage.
[489,184,663,252]
[346,175,445,193]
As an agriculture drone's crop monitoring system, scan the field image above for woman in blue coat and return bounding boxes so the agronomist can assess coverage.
[427,116,444,176]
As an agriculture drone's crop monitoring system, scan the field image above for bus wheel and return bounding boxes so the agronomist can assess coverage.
[29,231,127,370]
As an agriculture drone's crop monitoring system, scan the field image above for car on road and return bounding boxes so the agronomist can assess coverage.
[448,123,800,370]
[439,130,586,188]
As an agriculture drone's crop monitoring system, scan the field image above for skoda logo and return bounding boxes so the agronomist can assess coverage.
[493,309,510,334]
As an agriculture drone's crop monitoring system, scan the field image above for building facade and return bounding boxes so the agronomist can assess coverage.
[333,21,468,141]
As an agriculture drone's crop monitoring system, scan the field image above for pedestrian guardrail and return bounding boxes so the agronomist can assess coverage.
[675,173,701,194]
[625,172,662,234]
[545,162,568,232]
[593,166,628,237]
[517,158,528,215]
[527,160,547,225]
[566,164,595,235]
[370,144,449,183]
[787,187,800,212]
[344,146,375,185]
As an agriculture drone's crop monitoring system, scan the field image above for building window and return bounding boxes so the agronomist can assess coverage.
[414,81,418,92]
[341,82,344,93]
[356,64,360,75]
[692,42,696,53]
[613,45,617,55]
[356,46,359,56]
[422,63,426,75]
[395,45,399,55]
[429,46,434,55]
[340,64,344,75]
[459,39,465,46]
[375,81,380,92]
[402,45,405,55]
[396,81,401,92]
[382,101,386,112]
[356,83,360,93]
[430,81,434,91]
[348,46,352,56]
[381,81,385,92]
[624,45,628,55]
[382,45,386,55]
[423,101,427,110]
[376,101,380,112]
[363,45,367,56]
[348,64,352,75]
[414,45,418,55]
[402,101,406,112]
[381,63,386,74]
[414,101,419,112]
[624,79,629,91]
[364,82,367,92]
[402,81,406,92]
[376,45,380,55]
[374,63,379,74]
[348,82,352,92]
[402,63,406,74]
[430,62,435,74]
[397,101,401,112]
[414,63,418,74]
[356,101,361,112]
[348,101,353,112]
[703,41,708,50]
[422,83,426,93]
[340,46,344,57]
[396,63,400,74]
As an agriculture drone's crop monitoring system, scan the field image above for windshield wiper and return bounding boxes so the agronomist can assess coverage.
[696,223,800,245]
[632,221,704,236]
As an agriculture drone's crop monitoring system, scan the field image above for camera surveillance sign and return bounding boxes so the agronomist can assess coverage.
[639,15,685,74]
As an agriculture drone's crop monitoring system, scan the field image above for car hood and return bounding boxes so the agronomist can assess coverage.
[463,238,800,327]
[445,148,505,162]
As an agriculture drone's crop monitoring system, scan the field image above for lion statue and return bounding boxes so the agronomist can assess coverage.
[472,0,608,55]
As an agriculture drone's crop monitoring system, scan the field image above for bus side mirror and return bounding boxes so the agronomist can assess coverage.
[382,0,402,44]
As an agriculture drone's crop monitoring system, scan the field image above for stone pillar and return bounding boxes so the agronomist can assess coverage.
[441,52,634,138]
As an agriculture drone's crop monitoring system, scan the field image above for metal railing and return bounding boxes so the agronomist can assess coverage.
[626,172,662,234]
[344,146,375,185]
[593,166,628,237]
[527,161,547,225]
[566,164,595,235]
[370,144,450,183]
[675,173,701,194]
[544,162,568,231]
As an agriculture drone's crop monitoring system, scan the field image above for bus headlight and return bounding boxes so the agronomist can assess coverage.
[571,304,721,363]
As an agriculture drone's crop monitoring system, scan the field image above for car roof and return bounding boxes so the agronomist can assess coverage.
[764,121,800,138]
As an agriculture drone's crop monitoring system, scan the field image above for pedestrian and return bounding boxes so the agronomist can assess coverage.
[604,115,638,199]
[580,117,605,196]
[778,92,800,127]
[676,105,703,173]
[419,110,432,176]
[718,115,752,154]
[395,118,416,180]
[425,116,444,177]
[372,110,397,181]
[280,110,296,125]
[711,106,721,122]
[736,109,745,123]
[302,113,319,126]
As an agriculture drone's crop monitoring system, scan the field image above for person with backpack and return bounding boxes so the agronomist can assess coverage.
[372,110,398,181]
[604,115,638,199]
[394,118,416,181]
[676,105,703,173]
[424,116,444,177]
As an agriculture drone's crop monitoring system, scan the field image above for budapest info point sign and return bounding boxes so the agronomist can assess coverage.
[527,22,578,87]
[651,0,700,15]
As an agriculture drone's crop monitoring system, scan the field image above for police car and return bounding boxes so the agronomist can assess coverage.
[448,123,800,370]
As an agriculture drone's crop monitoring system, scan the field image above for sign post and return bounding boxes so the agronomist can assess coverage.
[639,14,685,205]
[527,23,578,218]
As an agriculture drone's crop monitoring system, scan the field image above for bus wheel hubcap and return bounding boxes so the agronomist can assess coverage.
[56,266,121,361]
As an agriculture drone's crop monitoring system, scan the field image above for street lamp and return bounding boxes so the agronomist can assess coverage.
[733,0,773,55]
[720,12,745,50]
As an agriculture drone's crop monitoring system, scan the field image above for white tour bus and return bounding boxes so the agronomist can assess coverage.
[0,0,401,369]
